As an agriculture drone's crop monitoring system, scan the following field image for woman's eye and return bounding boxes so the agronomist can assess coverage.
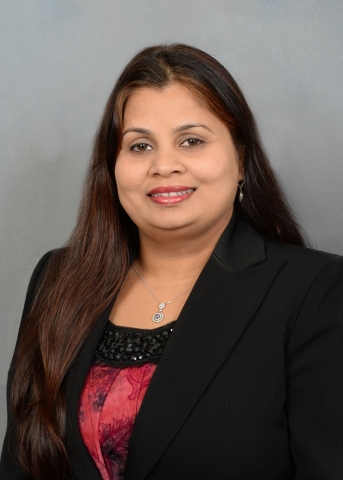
[130,143,152,152]
[181,138,204,147]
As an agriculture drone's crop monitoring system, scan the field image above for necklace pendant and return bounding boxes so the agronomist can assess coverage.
[152,312,164,323]
[153,303,166,323]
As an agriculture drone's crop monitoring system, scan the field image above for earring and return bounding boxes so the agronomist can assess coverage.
[238,179,245,202]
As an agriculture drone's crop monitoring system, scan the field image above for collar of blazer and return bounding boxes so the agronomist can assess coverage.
[65,213,286,480]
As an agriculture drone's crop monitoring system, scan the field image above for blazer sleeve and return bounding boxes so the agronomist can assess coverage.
[286,255,343,479]
[0,251,55,480]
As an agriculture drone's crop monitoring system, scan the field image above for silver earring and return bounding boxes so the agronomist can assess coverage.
[238,180,245,202]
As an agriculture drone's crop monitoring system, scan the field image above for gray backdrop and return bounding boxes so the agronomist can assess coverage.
[1,0,342,447]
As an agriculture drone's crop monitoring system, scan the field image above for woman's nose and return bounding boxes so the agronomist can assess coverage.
[148,148,186,176]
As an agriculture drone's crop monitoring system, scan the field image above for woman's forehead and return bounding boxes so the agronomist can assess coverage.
[122,83,221,128]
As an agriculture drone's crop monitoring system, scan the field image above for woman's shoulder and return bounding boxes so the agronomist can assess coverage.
[264,236,342,280]
[28,248,63,288]
[232,214,341,274]
[23,248,65,315]
[265,236,340,260]
[31,249,56,275]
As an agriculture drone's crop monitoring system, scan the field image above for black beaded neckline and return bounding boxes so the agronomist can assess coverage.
[93,319,176,367]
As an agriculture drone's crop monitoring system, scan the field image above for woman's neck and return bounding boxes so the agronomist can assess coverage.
[136,222,228,282]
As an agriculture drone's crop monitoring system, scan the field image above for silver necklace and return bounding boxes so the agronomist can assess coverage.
[132,264,192,323]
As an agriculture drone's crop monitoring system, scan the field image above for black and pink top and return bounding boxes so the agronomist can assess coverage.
[78,320,176,480]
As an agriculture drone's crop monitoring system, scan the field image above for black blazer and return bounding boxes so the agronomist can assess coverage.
[1,216,343,479]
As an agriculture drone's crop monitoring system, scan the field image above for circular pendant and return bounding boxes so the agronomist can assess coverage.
[152,312,164,323]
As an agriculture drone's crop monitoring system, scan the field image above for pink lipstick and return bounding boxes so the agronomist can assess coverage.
[147,185,195,204]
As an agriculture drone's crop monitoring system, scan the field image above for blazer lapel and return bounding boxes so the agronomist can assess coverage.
[124,217,286,480]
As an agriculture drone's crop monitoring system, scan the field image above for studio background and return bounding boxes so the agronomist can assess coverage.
[1,0,342,447]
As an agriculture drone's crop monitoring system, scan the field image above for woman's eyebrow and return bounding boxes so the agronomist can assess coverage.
[122,127,153,136]
[122,124,214,136]
[173,123,214,133]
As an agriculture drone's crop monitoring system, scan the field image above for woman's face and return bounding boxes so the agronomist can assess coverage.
[115,82,243,240]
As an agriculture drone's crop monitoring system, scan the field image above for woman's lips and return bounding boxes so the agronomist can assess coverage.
[147,186,195,204]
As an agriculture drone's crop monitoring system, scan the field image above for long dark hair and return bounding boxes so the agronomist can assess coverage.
[11,43,307,479]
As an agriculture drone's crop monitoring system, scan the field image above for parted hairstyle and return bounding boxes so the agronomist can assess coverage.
[11,43,307,479]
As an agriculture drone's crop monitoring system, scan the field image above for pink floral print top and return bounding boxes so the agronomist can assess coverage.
[78,320,176,480]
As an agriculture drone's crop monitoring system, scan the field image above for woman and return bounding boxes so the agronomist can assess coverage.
[1,44,342,480]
